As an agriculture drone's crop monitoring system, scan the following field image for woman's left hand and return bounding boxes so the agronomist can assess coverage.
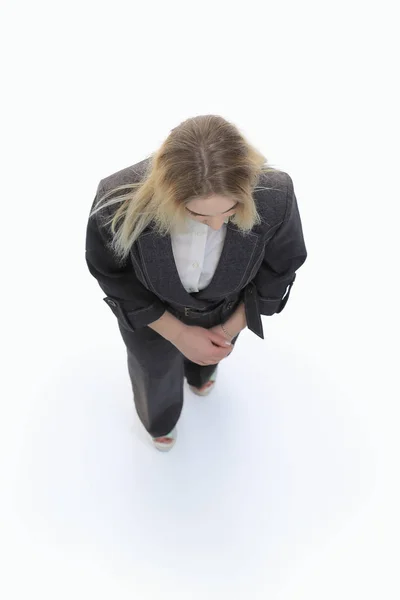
[208,324,236,354]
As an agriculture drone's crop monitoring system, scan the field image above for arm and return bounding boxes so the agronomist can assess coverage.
[85,181,169,333]
[219,301,247,340]
[253,172,307,315]
[147,309,188,343]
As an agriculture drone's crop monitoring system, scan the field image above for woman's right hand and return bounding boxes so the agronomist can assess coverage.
[172,325,233,366]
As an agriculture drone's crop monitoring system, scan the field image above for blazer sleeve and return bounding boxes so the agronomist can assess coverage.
[253,173,307,315]
[85,182,167,332]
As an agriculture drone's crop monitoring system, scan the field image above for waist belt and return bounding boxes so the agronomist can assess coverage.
[169,282,265,339]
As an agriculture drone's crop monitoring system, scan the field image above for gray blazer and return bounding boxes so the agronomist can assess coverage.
[85,157,308,339]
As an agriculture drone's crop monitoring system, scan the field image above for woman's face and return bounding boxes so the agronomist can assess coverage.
[185,194,239,230]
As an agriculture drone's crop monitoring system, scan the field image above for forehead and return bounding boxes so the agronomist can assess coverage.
[186,194,237,216]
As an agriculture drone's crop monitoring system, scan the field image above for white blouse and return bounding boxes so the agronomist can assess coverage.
[170,217,229,293]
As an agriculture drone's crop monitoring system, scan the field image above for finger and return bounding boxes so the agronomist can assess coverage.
[213,349,231,360]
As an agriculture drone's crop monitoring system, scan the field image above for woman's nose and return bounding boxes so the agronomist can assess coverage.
[208,218,227,230]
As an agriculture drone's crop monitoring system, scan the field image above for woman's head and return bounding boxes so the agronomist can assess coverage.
[91,114,279,262]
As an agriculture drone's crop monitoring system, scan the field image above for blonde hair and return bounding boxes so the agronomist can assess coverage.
[90,114,281,263]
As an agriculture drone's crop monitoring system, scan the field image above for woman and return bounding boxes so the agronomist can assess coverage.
[85,115,307,452]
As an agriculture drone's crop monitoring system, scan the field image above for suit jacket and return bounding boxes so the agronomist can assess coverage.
[85,157,308,339]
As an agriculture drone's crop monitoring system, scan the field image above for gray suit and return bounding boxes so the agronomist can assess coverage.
[85,157,307,437]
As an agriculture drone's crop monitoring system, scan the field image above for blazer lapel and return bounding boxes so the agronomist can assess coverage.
[137,219,262,308]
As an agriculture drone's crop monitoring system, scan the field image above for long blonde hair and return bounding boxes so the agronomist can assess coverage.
[90,114,281,263]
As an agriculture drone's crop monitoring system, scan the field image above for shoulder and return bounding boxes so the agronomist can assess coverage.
[252,169,292,231]
[98,156,151,195]
[94,157,151,227]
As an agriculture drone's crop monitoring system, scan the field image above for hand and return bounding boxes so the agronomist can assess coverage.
[207,324,236,358]
[208,323,236,345]
[172,325,233,366]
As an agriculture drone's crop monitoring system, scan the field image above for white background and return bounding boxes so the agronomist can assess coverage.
[1,1,399,598]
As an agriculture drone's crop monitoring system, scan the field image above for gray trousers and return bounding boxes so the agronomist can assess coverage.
[117,298,241,438]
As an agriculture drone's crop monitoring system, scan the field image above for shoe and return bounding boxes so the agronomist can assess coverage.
[152,427,177,452]
[188,368,218,396]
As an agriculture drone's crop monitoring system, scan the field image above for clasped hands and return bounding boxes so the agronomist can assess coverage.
[172,321,237,366]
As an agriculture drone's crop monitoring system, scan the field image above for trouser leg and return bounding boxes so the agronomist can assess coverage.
[118,321,184,438]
